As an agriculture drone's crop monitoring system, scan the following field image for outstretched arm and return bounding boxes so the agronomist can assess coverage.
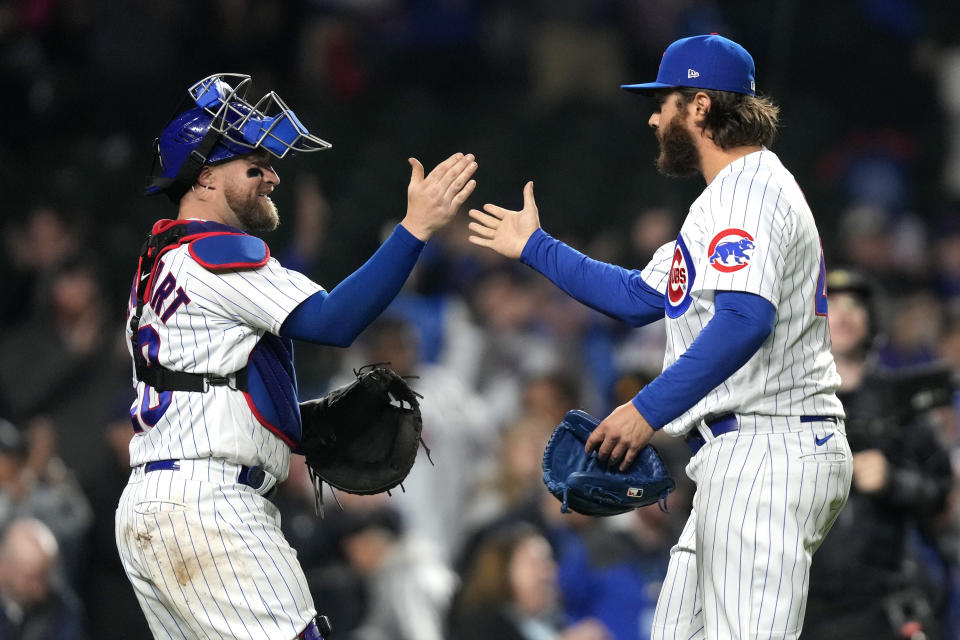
[520,229,664,326]
[468,182,663,326]
[280,224,422,345]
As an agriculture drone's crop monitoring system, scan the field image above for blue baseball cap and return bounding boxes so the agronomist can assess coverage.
[621,34,756,96]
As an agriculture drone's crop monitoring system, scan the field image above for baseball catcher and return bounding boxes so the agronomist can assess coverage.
[117,71,477,640]
[543,410,675,516]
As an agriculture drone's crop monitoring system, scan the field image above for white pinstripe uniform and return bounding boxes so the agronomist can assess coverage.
[116,232,323,639]
[640,149,853,639]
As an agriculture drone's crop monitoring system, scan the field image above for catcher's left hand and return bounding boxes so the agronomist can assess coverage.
[298,365,426,510]
[403,152,478,241]
[543,410,675,516]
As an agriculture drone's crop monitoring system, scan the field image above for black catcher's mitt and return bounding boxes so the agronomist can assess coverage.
[542,410,675,516]
[298,365,426,514]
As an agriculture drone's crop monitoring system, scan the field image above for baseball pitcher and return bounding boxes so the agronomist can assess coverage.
[469,35,853,640]
[115,73,476,640]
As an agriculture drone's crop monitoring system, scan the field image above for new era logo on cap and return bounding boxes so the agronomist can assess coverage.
[621,34,756,96]
[627,487,644,497]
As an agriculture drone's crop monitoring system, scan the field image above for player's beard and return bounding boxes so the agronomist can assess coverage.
[655,113,701,178]
[225,185,279,233]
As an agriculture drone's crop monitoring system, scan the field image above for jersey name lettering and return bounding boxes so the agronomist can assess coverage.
[149,266,191,324]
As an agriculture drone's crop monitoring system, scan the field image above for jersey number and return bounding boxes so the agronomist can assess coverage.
[131,325,172,430]
[815,248,828,317]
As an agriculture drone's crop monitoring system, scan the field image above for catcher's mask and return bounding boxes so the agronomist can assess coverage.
[145,73,332,202]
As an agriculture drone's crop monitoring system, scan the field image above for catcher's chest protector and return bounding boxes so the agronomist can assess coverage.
[131,219,303,448]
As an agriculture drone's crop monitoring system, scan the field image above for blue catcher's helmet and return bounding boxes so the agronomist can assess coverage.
[146,73,332,202]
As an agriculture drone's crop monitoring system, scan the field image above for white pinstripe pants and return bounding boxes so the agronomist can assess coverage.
[115,459,317,640]
[651,416,852,640]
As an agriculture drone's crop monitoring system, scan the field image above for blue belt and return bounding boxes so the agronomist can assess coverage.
[143,460,277,499]
[685,414,837,454]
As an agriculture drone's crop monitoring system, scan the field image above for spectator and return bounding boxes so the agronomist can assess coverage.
[469,265,560,426]
[0,418,92,584]
[0,205,79,330]
[521,371,582,427]
[556,509,677,640]
[0,518,85,640]
[337,498,456,640]
[464,413,556,532]
[450,522,611,640]
[804,269,956,639]
[877,290,945,370]
[0,258,129,486]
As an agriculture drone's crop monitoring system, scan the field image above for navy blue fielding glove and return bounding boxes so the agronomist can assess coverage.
[542,410,675,516]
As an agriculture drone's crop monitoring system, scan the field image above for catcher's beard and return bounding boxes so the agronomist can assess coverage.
[655,112,702,178]
[225,182,279,232]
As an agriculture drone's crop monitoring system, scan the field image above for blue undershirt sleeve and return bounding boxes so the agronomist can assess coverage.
[632,291,775,429]
[520,228,664,327]
[279,224,424,346]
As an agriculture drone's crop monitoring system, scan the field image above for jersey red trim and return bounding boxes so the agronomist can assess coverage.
[145,245,182,301]
[241,391,296,450]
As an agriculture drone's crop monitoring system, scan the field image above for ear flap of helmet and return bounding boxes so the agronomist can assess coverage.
[145,92,190,201]
[145,127,224,202]
[144,88,215,202]
[144,137,166,196]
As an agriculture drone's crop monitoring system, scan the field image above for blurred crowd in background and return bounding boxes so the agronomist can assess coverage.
[3,0,960,638]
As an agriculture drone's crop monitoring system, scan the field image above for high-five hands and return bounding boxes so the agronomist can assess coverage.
[467,180,541,259]
[402,153,478,241]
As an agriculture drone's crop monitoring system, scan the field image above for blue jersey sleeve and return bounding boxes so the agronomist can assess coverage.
[632,291,775,429]
[520,229,664,327]
[279,224,424,346]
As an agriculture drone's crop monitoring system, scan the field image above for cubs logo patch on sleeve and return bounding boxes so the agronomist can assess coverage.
[665,234,696,318]
[708,228,755,273]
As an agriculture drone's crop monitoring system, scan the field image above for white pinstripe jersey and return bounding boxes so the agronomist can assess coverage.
[124,240,322,481]
[640,149,844,436]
